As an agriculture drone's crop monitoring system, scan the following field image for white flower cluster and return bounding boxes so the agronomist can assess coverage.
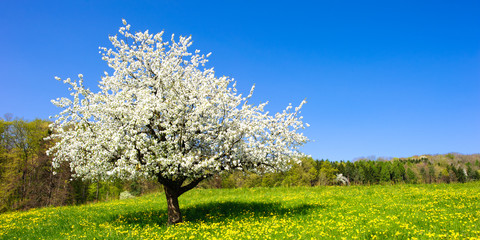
[47,20,309,182]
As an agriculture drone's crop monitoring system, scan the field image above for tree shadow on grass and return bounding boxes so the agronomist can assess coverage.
[111,201,327,227]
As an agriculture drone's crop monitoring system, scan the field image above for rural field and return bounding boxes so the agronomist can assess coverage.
[1,182,479,239]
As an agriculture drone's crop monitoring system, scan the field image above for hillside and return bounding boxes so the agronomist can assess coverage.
[200,153,480,188]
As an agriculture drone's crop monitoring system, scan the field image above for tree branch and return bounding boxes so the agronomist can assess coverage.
[179,176,208,196]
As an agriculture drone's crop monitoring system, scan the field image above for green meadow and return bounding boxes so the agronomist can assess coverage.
[1,182,479,239]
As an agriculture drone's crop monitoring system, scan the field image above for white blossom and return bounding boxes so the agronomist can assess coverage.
[47,21,309,183]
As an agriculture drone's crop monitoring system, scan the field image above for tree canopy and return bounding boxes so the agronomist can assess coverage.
[48,20,309,224]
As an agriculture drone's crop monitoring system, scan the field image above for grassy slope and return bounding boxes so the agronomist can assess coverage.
[1,183,479,239]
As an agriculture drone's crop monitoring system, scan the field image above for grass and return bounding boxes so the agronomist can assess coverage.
[1,182,480,239]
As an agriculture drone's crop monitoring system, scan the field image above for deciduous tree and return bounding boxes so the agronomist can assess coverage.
[48,20,309,224]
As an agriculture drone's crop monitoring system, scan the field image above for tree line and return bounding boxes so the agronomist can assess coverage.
[199,154,480,188]
[1,117,479,212]
[0,117,160,213]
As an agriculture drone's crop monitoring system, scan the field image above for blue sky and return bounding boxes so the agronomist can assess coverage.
[1,0,479,161]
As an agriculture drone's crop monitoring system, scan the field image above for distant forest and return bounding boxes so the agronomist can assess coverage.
[201,153,480,189]
[1,117,479,212]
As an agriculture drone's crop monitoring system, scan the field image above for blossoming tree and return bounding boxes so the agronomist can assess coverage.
[48,20,309,225]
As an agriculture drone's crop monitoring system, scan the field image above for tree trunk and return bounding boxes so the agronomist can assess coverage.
[158,175,207,225]
[164,187,182,225]
[96,181,100,201]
